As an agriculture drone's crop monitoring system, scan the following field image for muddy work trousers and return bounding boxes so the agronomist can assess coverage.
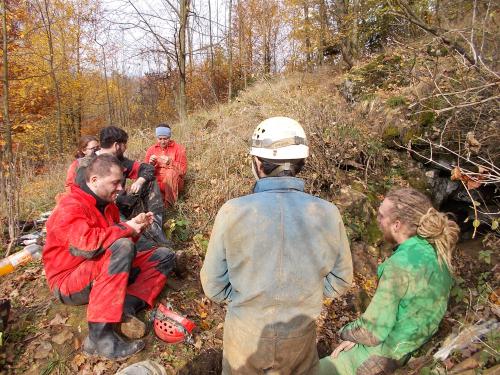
[116,180,170,247]
[222,317,319,375]
[53,238,174,322]
[116,180,164,219]
[157,168,184,207]
[318,344,405,375]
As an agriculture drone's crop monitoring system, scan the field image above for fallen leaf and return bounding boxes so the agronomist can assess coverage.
[73,336,82,350]
[34,341,52,359]
[194,338,203,350]
[49,313,68,326]
[451,167,462,181]
[9,289,19,299]
[52,328,74,345]
[465,132,481,153]
[200,320,210,330]
[72,353,86,369]
[93,361,111,375]
[466,178,482,190]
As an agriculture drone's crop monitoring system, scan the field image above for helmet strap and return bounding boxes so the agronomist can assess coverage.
[251,158,261,180]
[268,162,292,177]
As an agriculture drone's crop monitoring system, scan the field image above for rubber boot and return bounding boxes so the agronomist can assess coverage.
[119,295,147,340]
[123,295,146,316]
[83,322,144,360]
[173,250,188,278]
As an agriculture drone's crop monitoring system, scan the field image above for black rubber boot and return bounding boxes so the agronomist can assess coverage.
[83,322,144,360]
[173,250,188,278]
[122,295,146,317]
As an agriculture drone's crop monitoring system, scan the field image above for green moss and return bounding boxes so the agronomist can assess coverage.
[382,124,401,145]
[365,220,382,245]
[407,168,430,191]
[386,96,407,108]
[360,93,377,101]
[401,126,424,144]
[351,181,367,193]
[418,111,436,128]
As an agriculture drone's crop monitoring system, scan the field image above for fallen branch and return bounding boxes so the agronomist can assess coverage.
[414,95,500,115]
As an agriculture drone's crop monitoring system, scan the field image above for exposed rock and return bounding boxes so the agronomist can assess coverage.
[115,360,167,375]
[335,187,370,221]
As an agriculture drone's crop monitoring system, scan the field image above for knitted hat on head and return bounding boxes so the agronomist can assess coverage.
[156,126,171,138]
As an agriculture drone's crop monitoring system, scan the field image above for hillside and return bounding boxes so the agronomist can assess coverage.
[1,43,499,374]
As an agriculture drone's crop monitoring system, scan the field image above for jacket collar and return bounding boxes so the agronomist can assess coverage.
[393,235,428,255]
[155,140,174,148]
[71,182,109,214]
[253,177,305,193]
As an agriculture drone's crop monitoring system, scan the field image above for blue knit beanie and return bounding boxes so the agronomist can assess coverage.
[156,126,171,138]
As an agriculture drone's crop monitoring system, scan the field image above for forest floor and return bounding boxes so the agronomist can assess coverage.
[0,234,498,374]
[1,43,499,374]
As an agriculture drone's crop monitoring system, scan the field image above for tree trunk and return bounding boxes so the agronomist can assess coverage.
[228,0,233,101]
[208,0,214,70]
[178,0,190,122]
[40,0,63,153]
[101,44,113,125]
[318,0,329,65]
[1,0,17,254]
[187,12,193,74]
[304,1,311,72]
[75,12,82,141]
[336,0,356,69]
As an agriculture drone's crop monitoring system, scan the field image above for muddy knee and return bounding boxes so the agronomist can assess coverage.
[149,247,175,276]
[108,238,136,274]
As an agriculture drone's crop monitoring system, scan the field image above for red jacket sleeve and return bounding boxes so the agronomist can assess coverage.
[144,146,154,163]
[54,202,135,258]
[65,160,78,192]
[172,144,187,176]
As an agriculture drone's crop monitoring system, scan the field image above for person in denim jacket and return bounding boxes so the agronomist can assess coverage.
[201,117,353,375]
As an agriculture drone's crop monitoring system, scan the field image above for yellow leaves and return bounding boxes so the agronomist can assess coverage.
[196,297,212,331]
[490,219,498,231]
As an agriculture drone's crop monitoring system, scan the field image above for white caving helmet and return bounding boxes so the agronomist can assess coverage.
[250,117,309,160]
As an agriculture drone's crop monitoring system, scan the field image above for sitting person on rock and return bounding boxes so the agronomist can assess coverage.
[144,124,187,207]
[319,187,460,375]
[43,154,176,360]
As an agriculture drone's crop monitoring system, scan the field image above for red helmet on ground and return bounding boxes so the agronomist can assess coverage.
[153,303,196,344]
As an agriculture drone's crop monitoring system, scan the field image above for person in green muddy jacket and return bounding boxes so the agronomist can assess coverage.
[319,187,460,375]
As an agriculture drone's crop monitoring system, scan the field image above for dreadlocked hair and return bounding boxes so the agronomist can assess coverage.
[386,188,460,273]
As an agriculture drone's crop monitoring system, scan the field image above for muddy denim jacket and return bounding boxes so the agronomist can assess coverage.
[201,177,353,337]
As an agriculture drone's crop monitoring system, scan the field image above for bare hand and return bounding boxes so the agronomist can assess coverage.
[129,177,146,194]
[125,218,144,235]
[126,212,154,235]
[149,155,158,164]
[331,341,356,359]
[158,155,170,165]
[141,212,155,226]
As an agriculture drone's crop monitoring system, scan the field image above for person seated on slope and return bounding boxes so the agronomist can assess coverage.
[319,187,459,375]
